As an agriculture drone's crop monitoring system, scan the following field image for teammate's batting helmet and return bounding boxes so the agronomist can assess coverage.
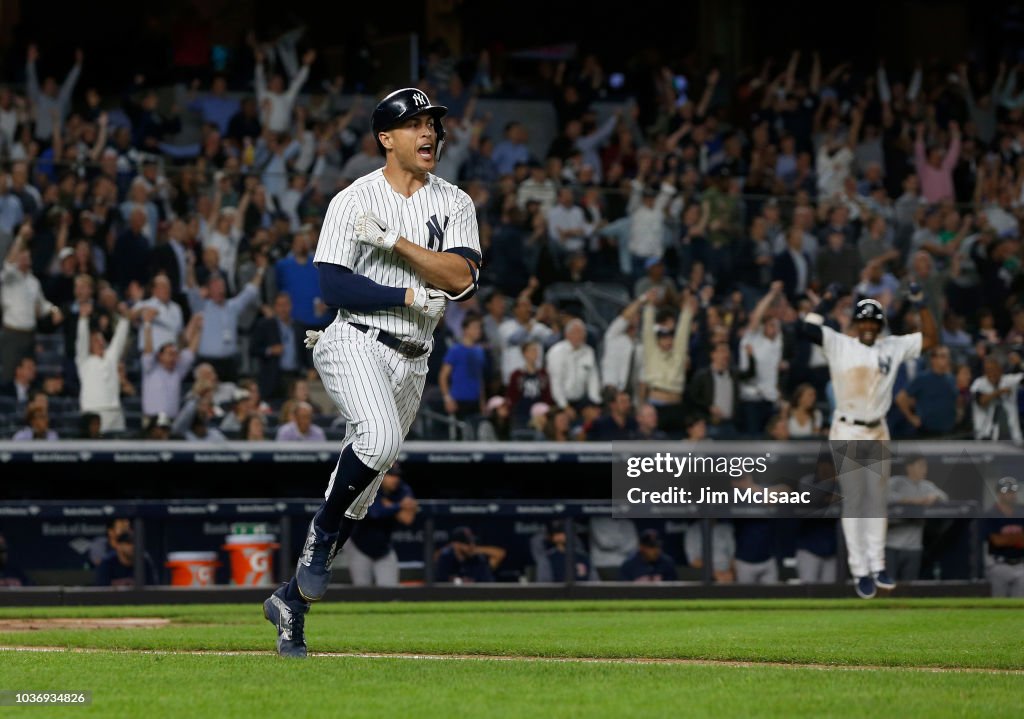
[371,88,448,160]
[853,298,886,326]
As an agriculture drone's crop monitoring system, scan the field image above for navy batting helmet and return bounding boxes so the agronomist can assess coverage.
[371,88,448,160]
[853,298,886,326]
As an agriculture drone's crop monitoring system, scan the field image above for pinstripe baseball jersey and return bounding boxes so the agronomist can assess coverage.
[314,168,480,343]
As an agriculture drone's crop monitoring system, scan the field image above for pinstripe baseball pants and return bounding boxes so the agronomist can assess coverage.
[313,320,428,520]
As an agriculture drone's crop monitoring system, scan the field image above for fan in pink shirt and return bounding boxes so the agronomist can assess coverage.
[914,121,961,203]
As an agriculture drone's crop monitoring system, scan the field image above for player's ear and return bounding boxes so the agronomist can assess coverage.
[379,131,393,152]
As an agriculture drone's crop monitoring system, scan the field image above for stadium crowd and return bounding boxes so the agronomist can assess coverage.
[1,36,1023,443]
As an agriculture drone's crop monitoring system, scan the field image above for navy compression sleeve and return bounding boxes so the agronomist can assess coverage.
[317,263,407,313]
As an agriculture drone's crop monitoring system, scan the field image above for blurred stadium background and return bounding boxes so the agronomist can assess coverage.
[0,0,1023,604]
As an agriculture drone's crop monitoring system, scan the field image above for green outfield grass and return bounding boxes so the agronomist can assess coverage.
[0,598,1021,718]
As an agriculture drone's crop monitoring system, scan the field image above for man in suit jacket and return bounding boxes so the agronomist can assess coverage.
[772,227,813,302]
[250,291,308,399]
[149,219,191,307]
[686,341,747,439]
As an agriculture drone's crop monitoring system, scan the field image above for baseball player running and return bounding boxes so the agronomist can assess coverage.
[264,88,481,657]
[801,284,937,598]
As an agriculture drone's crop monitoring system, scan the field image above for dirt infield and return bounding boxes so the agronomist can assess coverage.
[0,618,171,632]
[0,645,1021,675]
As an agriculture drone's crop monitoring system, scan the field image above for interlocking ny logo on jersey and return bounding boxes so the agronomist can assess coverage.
[877,356,892,376]
[413,92,428,107]
[425,214,449,251]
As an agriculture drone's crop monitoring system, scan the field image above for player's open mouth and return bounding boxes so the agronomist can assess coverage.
[417,144,433,159]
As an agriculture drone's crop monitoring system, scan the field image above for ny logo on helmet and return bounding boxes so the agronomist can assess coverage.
[413,92,428,107]
[425,214,449,251]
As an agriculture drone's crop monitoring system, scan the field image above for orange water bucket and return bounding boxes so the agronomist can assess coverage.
[221,534,280,586]
[165,551,221,586]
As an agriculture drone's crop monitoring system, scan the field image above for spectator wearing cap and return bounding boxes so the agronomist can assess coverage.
[984,477,1024,597]
[347,464,418,586]
[275,401,325,442]
[251,292,309,400]
[95,528,158,587]
[435,527,505,583]
[141,311,200,419]
[1,223,63,382]
[477,396,513,441]
[895,346,958,438]
[970,357,1023,441]
[546,319,601,411]
[535,520,596,583]
[626,179,676,277]
[634,256,678,304]
[76,301,130,433]
[142,413,173,440]
[619,529,678,582]
[440,313,488,423]
[886,454,948,582]
[641,290,696,432]
[185,252,266,383]
[11,404,58,440]
[46,244,79,308]
[915,121,961,204]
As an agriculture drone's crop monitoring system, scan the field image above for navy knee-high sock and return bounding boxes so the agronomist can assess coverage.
[316,446,381,532]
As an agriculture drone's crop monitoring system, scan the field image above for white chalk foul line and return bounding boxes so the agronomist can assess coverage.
[0,645,1021,675]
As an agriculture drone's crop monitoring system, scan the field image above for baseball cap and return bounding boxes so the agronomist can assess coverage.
[530,402,551,420]
[386,462,403,477]
[638,529,662,548]
[57,247,75,262]
[450,526,476,545]
[997,477,1019,494]
[644,256,664,271]
[486,395,507,414]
